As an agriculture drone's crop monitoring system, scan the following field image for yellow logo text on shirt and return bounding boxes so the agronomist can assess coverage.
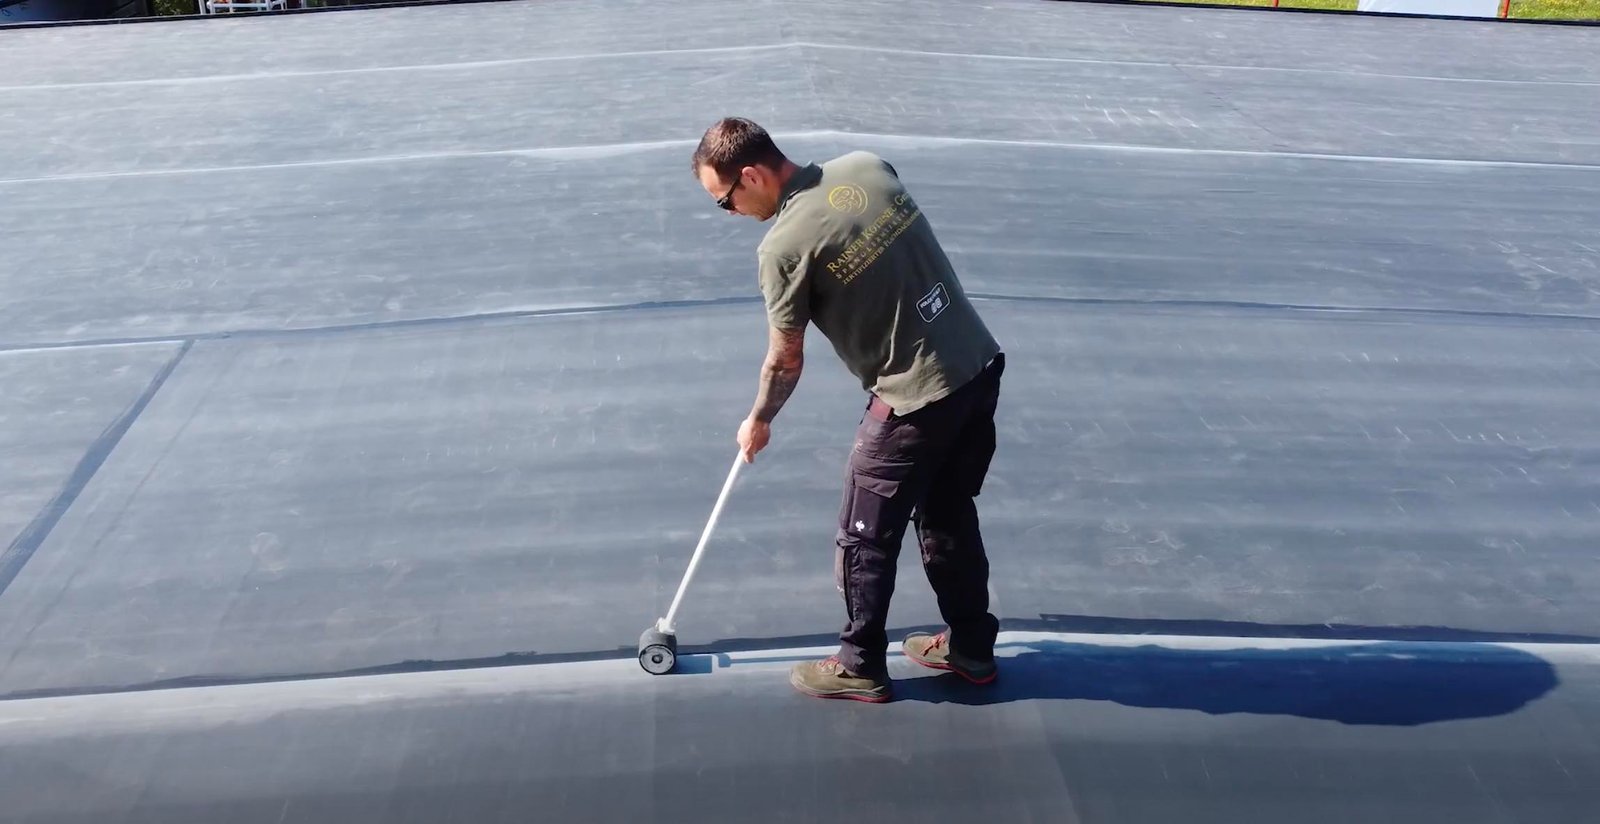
[825,193,921,285]
[827,184,870,216]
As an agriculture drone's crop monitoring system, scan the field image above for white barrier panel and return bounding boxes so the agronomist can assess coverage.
[1357,0,1505,15]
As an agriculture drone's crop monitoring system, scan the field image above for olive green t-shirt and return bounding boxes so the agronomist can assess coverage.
[756,151,1001,415]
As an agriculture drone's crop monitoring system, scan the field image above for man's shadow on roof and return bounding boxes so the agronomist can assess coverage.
[886,637,1559,726]
[705,614,1577,726]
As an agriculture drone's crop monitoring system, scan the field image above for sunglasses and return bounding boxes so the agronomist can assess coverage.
[716,172,743,211]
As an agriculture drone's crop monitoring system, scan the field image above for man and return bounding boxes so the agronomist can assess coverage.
[691,117,1005,703]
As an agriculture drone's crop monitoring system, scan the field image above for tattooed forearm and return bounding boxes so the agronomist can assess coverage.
[752,361,802,423]
[751,326,805,423]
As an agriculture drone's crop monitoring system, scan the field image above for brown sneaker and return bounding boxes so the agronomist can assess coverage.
[902,632,997,685]
[790,657,892,703]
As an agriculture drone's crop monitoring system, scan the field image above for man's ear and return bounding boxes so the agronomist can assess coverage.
[751,163,776,191]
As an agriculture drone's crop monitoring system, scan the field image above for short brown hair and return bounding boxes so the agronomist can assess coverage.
[692,117,786,180]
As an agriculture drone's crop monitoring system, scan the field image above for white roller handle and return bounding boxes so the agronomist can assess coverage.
[658,453,745,634]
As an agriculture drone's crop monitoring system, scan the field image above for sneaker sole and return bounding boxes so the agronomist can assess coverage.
[905,654,997,686]
[790,675,892,703]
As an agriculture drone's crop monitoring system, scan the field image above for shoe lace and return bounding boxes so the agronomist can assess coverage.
[929,632,947,650]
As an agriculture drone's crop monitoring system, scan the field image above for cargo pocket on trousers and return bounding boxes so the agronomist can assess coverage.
[842,464,911,547]
[838,468,906,616]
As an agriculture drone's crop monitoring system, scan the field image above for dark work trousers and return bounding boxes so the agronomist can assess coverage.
[834,353,1005,680]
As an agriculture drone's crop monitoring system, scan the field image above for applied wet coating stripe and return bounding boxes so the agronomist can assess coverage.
[8,129,1600,187]
[4,42,1595,94]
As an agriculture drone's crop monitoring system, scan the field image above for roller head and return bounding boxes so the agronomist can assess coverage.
[638,626,677,675]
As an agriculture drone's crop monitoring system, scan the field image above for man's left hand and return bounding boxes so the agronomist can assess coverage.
[737,417,771,463]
